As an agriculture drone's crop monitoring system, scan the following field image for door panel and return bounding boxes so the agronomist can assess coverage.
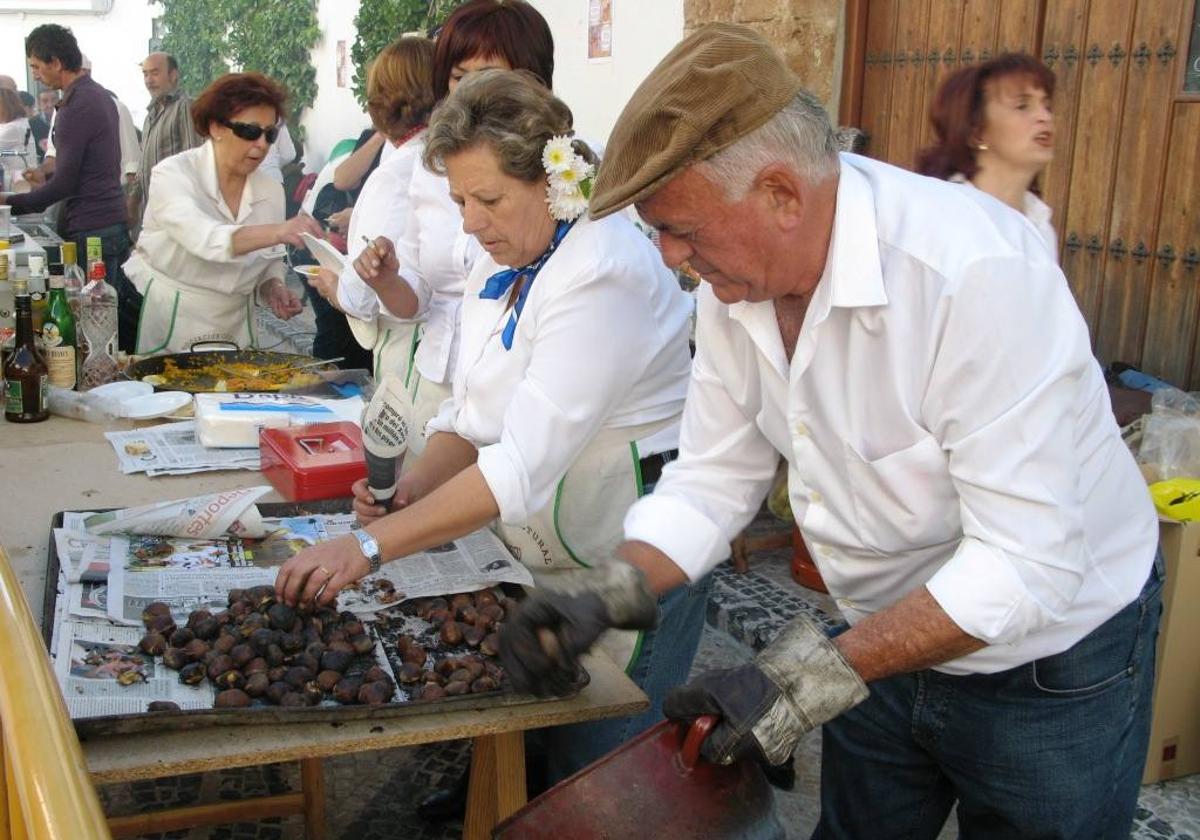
[1140,104,1200,385]
[888,0,934,166]
[1039,1,1091,237]
[1058,4,1137,329]
[860,0,901,158]
[1094,0,1189,366]
[916,2,967,153]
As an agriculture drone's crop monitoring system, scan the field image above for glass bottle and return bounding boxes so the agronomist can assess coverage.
[4,280,49,422]
[43,275,77,390]
[79,255,120,389]
[27,253,49,340]
[0,251,12,358]
[60,241,86,321]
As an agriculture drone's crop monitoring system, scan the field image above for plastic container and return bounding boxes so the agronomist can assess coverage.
[259,421,367,502]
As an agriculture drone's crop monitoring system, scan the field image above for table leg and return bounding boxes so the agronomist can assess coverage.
[462,731,526,840]
[301,757,326,840]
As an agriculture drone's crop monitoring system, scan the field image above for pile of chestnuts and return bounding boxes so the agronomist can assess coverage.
[138,585,394,710]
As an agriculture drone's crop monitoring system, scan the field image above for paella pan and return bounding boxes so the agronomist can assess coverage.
[126,345,339,394]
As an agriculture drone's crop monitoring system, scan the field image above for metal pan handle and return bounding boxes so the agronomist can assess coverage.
[189,340,241,353]
[679,714,719,771]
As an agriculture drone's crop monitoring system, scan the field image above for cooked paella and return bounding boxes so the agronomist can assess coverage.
[141,357,324,393]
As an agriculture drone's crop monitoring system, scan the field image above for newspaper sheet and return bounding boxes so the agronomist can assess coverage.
[53,619,216,718]
[105,421,260,476]
[104,516,327,625]
[84,486,273,539]
[336,525,534,615]
[55,527,109,583]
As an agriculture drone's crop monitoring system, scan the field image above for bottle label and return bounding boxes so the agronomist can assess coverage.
[4,379,21,414]
[42,322,63,346]
[47,345,76,389]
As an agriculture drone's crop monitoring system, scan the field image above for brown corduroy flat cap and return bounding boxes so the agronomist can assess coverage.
[589,23,802,219]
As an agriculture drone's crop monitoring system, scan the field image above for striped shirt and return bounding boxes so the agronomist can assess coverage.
[135,89,202,227]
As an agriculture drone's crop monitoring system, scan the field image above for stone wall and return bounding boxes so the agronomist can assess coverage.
[684,0,844,117]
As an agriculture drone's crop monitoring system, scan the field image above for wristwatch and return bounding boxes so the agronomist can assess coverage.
[351,529,382,575]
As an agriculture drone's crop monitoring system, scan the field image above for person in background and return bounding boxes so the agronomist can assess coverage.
[277,66,707,792]
[0,89,36,181]
[123,72,320,353]
[916,53,1057,260]
[499,24,1160,839]
[4,24,142,352]
[0,77,15,91]
[20,91,48,161]
[30,90,57,162]
[257,120,296,184]
[306,37,436,377]
[130,51,203,234]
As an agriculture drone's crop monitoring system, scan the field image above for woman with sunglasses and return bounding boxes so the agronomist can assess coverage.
[124,72,323,353]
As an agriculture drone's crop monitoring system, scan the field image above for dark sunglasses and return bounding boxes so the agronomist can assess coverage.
[220,119,279,144]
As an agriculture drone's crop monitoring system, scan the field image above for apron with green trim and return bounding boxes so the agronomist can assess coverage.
[135,274,256,354]
[494,415,677,673]
[408,371,452,464]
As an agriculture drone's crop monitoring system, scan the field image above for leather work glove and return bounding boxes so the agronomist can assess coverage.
[499,562,658,697]
[663,615,868,768]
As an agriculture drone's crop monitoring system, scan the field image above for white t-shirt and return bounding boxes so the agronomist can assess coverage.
[427,211,692,525]
[624,153,1157,676]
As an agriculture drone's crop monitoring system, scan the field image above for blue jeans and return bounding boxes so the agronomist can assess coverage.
[539,572,715,783]
[815,555,1164,840]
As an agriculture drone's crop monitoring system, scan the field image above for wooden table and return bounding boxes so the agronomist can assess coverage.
[0,416,649,839]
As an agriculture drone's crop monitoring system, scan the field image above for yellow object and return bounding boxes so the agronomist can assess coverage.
[1149,479,1200,521]
[0,545,110,838]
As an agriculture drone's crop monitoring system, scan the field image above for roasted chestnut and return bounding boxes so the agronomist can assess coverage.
[213,633,237,655]
[419,683,447,701]
[401,645,427,667]
[142,602,173,625]
[358,681,394,706]
[480,633,501,657]
[168,627,195,647]
[244,657,268,675]
[290,652,321,674]
[350,635,375,656]
[215,688,251,708]
[463,626,485,648]
[267,603,297,631]
[179,662,205,685]
[398,663,424,684]
[206,655,235,682]
[362,665,392,685]
[162,647,189,670]
[333,677,362,705]
[284,666,314,689]
[186,609,213,631]
[249,628,278,656]
[439,621,464,646]
[229,643,255,668]
[320,649,353,674]
[279,691,307,707]
[444,680,470,696]
[471,676,499,694]
[244,672,270,698]
[139,632,167,656]
[182,638,210,661]
[302,681,324,706]
[316,670,342,692]
[265,681,292,704]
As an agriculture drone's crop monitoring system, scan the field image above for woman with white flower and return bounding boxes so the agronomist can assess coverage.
[277,69,710,779]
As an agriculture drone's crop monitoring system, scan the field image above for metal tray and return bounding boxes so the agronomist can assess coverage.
[44,501,586,737]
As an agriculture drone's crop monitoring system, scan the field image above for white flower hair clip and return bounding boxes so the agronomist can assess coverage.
[542,135,595,221]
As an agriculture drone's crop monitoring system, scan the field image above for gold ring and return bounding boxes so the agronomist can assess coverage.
[318,565,334,579]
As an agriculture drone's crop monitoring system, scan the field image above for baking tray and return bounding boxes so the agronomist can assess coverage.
[44,500,586,737]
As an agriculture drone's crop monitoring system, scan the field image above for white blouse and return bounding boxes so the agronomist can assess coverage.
[0,118,35,171]
[393,163,481,384]
[950,173,1058,262]
[124,140,285,297]
[427,212,693,526]
[336,134,424,321]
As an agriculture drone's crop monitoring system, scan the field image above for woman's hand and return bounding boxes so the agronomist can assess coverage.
[353,235,400,290]
[275,213,325,248]
[21,166,45,187]
[327,207,354,234]
[262,279,304,319]
[311,268,340,307]
[351,475,421,525]
[275,534,370,608]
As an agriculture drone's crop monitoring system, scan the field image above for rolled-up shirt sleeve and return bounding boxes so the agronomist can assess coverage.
[473,262,661,524]
[923,254,1094,645]
[622,301,779,581]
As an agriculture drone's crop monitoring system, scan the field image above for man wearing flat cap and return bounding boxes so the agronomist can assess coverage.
[500,23,1160,837]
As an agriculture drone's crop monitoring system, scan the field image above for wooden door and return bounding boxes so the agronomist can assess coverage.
[843,0,1200,387]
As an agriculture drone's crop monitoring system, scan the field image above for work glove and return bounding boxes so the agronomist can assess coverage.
[663,615,868,768]
[499,562,658,697]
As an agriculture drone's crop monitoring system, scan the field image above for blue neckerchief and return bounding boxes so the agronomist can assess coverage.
[478,219,576,350]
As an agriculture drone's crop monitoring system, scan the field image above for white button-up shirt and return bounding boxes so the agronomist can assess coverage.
[950,173,1058,262]
[428,212,692,525]
[336,134,423,321]
[624,153,1157,675]
[124,140,285,296]
[394,163,480,384]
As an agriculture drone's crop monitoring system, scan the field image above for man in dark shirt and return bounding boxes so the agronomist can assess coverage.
[2,24,141,352]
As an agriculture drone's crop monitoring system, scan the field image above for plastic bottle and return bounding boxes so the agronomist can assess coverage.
[79,249,120,389]
[46,386,120,423]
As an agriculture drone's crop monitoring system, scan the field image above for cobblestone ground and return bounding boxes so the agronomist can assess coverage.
[105,299,1196,839]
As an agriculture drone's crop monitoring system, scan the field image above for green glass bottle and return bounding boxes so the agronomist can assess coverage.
[43,275,78,390]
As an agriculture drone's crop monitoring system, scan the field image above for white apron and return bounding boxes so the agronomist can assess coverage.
[134,273,257,354]
[494,416,676,672]
[409,371,452,463]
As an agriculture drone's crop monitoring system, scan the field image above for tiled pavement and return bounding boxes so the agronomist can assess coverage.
[101,300,1198,838]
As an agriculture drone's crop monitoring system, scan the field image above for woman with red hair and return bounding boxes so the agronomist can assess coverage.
[916,53,1058,259]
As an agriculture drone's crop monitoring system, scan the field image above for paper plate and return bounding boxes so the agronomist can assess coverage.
[89,380,153,402]
[293,264,321,278]
[120,391,193,420]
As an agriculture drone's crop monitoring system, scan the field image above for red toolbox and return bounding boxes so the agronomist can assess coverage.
[259,422,367,502]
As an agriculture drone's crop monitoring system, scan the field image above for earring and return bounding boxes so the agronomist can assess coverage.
[976,143,989,151]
